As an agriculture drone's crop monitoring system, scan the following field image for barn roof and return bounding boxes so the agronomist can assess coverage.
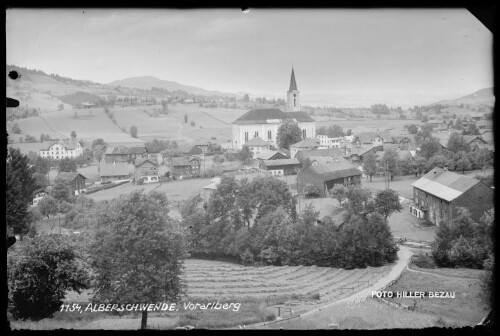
[295,148,343,163]
[255,149,287,160]
[56,172,87,182]
[262,158,300,167]
[134,158,158,167]
[411,167,480,202]
[290,138,320,149]
[99,162,130,177]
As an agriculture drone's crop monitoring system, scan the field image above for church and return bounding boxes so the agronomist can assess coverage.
[231,68,316,150]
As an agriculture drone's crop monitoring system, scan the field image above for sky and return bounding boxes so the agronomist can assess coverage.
[6,8,493,104]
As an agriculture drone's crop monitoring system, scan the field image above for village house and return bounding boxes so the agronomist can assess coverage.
[55,172,87,196]
[344,145,381,164]
[410,167,494,225]
[255,149,289,163]
[298,156,362,197]
[134,158,159,184]
[295,148,344,165]
[167,156,201,179]
[231,68,316,149]
[39,139,83,159]
[259,158,301,176]
[98,161,131,182]
[104,146,148,163]
[356,131,393,147]
[188,143,211,155]
[316,135,345,149]
[290,138,321,158]
[244,137,271,159]
[202,177,221,204]
[392,135,416,150]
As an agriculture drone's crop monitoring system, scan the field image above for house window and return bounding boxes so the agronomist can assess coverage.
[302,129,306,139]
[245,132,249,142]
[254,131,259,138]
[268,130,272,140]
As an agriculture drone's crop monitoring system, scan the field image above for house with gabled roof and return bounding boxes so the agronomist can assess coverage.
[259,158,301,176]
[298,156,362,197]
[290,138,321,158]
[356,131,393,146]
[344,145,381,163]
[134,158,159,184]
[231,68,316,149]
[55,171,87,196]
[255,149,289,163]
[410,167,493,225]
[98,161,131,182]
[244,136,271,158]
[39,139,83,159]
[167,156,201,179]
[105,146,148,163]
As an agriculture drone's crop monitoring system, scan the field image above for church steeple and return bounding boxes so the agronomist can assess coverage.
[287,67,300,112]
[289,67,298,91]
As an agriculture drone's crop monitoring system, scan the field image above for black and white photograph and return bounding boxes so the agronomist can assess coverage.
[6,8,494,330]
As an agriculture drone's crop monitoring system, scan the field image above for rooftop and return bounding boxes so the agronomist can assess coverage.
[99,162,131,177]
[40,139,81,151]
[411,167,480,202]
[295,148,343,163]
[290,138,321,149]
[245,136,270,147]
[262,158,300,167]
[56,171,86,182]
[232,108,314,125]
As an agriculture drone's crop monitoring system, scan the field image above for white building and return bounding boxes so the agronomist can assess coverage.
[232,68,315,150]
[39,139,83,159]
[244,136,271,159]
[316,135,345,149]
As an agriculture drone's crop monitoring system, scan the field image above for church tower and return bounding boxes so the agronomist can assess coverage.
[287,67,301,112]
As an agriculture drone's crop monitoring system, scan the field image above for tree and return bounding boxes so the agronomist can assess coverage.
[58,103,64,110]
[12,123,22,134]
[362,151,377,182]
[304,184,321,198]
[276,122,302,150]
[407,124,418,135]
[374,189,402,222]
[8,234,90,321]
[70,131,77,139]
[381,148,399,180]
[427,154,450,170]
[329,184,347,207]
[419,138,442,160]
[238,146,253,165]
[89,191,186,329]
[52,179,72,202]
[91,138,107,150]
[161,100,168,113]
[58,157,77,173]
[184,114,188,123]
[447,133,469,153]
[130,125,138,138]
[243,93,250,102]
[345,186,372,214]
[93,144,106,162]
[37,196,59,219]
[6,147,41,235]
[455,157,471,174]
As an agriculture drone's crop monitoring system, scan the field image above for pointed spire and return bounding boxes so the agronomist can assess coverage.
[289,67,298,91]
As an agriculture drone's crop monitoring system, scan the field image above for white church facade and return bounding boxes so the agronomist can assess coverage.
[232,68,315,150]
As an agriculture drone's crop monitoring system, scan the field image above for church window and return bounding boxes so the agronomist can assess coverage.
[245,132,249,142]
[294,98,296,107]
[255,131,259,138]
[268,130,272,140]
[302,129,306,139]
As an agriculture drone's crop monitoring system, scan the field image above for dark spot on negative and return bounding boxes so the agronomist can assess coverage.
[8,71,19,80]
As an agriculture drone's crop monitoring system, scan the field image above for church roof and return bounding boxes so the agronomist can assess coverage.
[289,67,298,91]
[232,108,314,125]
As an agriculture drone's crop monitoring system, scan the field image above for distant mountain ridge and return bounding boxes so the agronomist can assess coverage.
[108,76,239,98]
[435,87,494,106]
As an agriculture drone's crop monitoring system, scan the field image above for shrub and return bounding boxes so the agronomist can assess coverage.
[412,253,436,268]
[137,177,144,185]
[240,249,254,266]
[304,184,321,198]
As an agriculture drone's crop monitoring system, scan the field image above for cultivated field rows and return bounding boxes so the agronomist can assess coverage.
[182,260,393,302]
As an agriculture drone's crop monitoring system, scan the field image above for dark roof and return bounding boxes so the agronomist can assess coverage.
[232,109,314,125]
[262,158,300,167]
[40,139,81,151]
[290,138,320,149]
[412,167,480,202]
[245,137,269,147]
[463,135,487,145]
[134,158,158,167]
[357,131,392,144]
[171,157,192,166]
[107,146,147,155]
[295,148,343,163]
[302,159,362,182]
[256,149,288,160]
[348,145,381,157]
[289,67,298,91]
[99,162,130,177]
[56,172,86,182]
